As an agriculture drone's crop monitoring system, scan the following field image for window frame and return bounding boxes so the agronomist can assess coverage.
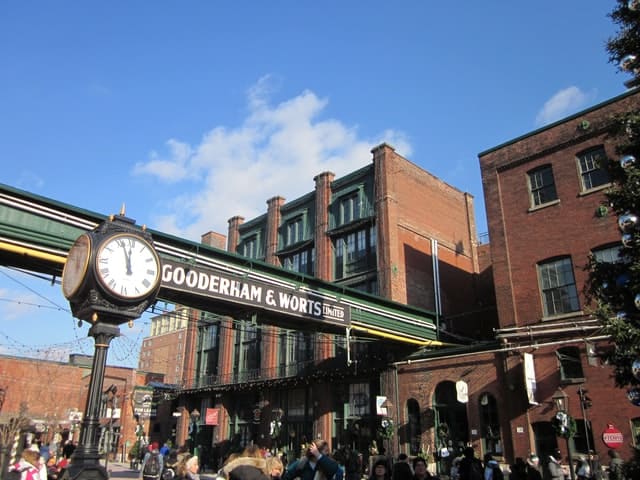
[577,146,610,192]
[556,346,585,383]
[537,256,580,318]
[528,164,558,207]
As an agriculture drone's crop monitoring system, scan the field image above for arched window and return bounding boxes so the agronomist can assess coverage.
[479,393,502,455]
[407,398,421,455]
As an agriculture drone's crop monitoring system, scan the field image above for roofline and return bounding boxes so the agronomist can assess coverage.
[478,88,639,157]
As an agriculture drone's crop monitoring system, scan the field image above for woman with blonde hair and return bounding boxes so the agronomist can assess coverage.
[9,449,42,480]
[222,445,269,480]
[184,456,200,480]
[266,456,284,480]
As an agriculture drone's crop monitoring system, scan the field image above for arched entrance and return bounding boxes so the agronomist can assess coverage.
[433,381,469,476]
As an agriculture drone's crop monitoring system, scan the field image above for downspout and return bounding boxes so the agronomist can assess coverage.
[431,238,442,334]
[394,364,401,455]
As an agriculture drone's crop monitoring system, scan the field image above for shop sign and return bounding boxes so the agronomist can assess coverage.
[161,258,351,326]
[205,408,219,426]
[602,424,624,449]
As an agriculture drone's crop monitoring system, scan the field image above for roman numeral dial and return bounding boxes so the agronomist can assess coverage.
[95,233,161,301]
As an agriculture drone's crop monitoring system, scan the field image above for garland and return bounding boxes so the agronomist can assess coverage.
[551,411,577,439]
[437,423,450,439]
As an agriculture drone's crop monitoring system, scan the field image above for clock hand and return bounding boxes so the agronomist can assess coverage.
[121,243,133,275]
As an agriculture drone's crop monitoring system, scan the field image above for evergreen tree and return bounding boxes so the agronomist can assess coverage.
[607,0,640,89]
[586,0,640,388]
[585,1,640,477]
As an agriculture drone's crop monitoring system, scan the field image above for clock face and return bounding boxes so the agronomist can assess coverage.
[62,233,91,300]
[95,233,161,300]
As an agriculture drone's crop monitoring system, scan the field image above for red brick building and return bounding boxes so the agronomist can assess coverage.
[0,353,156,462]
[154,143,495,460]
[388,88,640,473]
[225,143,495,338]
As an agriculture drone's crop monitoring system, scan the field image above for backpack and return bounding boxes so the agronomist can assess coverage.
[161,466,176,480]
[469,460,484,480]
[491,465,504,480]
[143,453,161,478]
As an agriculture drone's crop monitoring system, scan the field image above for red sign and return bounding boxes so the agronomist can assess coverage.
[602,424,624,449]
[205,408,219,426]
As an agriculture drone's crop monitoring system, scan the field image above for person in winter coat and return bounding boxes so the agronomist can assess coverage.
[525,455,542,480]
[9,449,42,480]
[458,446,483,480]
[483,454,503,480]
[607,450,624,480]
[184,456,201,480]
[222,445,269,480]
[282,440,339,480]
[545,450,564,480]
[575,455,591,480]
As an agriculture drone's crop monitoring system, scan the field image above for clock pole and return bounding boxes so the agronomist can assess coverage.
[62,323,120,480]
[60,211,162,480]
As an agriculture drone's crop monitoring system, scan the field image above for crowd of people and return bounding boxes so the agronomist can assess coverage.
[9,435,630,480]
[6,439,77,480]
[127,440,632,480]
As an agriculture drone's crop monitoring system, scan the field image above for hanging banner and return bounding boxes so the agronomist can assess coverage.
[456,380,468,403]
[524,352,539,405]
[376,396,388,415]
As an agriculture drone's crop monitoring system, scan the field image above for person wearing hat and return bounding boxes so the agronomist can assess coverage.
[525,455,541,480]
[545,450,563,480]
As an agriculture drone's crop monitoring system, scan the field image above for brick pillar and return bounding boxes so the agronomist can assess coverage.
[372,143,400,301]
[227,216,244,253]
[314,171,335,281]
[184,308,200,388]
[201,231,227,250]
[265,196,285,266]
[313,383,334,450]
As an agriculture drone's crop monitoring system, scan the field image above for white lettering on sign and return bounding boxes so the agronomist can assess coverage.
[603,432,624,442]
[161,260,350,325]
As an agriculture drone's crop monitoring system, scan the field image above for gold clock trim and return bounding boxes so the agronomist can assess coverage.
[62,233,92,300]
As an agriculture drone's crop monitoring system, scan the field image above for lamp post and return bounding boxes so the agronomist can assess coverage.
[190,409,200,457]
[552,388,575,480]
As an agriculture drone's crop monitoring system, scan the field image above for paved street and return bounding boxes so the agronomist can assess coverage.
[103,462,217,480]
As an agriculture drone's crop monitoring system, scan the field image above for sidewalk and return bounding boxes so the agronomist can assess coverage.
[105,462,218,479]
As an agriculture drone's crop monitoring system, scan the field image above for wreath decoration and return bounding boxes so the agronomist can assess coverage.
[378,417,394,439]
[269,419,282,439]
[436,423,450,439]
[551,411,577,439]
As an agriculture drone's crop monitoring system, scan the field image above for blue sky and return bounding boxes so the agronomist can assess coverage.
[0,1,632,368]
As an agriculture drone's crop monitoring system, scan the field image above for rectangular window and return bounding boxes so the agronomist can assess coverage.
[578,147,610,191]
[538,257,580,316]
[282,248,314,275]
[557,346,585,382]
[592,244,623,263]
[529,165,558,207]
[243,235,259,259]
[286,217,304,246]
[334,227,376,279]
[340,193,361,225]
[349,383,370,417]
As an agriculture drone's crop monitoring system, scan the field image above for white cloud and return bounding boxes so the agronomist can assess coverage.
[136,77,412,241]
[535,86,595,127]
